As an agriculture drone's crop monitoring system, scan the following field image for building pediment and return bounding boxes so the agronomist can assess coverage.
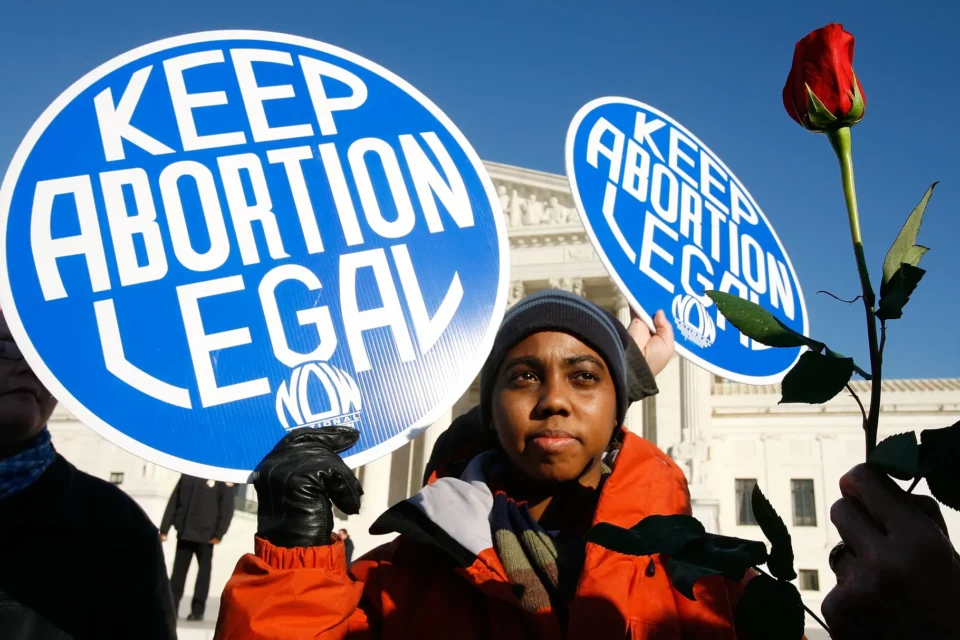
[483,161,587,247]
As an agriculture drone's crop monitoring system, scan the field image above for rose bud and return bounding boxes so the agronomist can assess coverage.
[783,23,866,132]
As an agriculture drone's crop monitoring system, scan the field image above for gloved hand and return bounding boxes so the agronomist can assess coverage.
[254,426,363,549]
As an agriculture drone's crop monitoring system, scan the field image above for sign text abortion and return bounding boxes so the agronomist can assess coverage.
[566,98,808,382]
[0,32,506,478]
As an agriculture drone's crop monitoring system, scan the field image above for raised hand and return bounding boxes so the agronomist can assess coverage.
[254,426,363,549]
[627,308,675,377]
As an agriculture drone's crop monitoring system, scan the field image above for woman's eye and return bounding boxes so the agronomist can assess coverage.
[512,371,538,383]
[573,371,600,383]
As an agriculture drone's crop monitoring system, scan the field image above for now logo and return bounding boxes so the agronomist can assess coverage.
[275,362,362,431]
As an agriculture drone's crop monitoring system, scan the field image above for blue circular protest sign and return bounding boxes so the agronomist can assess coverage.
[0,31,507,481]
[566,98,808,384]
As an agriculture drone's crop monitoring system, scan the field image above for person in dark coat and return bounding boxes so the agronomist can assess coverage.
[0,309,176,639]
[338,529,355,564]
[160,474,235,620]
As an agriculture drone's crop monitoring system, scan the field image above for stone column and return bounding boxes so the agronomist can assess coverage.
[679,358,701,450]
[674,357,719,531]
[507,280,525,309]
[615,291,631,327]
[358,454,392,518]
[676,357,712,484]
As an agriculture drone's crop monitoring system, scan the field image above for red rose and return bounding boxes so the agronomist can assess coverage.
[783,23,866,132]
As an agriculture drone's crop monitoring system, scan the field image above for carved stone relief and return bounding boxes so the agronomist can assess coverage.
[549,277,585,297]
[565,244,597,262]
[493,179,580,228]
[507,280,526,308]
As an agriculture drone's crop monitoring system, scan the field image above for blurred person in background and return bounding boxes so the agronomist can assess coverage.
[161,474,235,621]
[0,308,176,639]
[339,528,354,565]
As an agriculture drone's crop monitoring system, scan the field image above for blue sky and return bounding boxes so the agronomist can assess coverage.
[0,0,957,379]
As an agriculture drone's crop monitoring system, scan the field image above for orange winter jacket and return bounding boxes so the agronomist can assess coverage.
[215,432,762,639]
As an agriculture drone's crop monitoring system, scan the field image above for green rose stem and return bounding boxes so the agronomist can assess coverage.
[827,125,882,456]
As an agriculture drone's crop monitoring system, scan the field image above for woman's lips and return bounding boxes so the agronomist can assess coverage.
[527,430,578,452]
[0,386,40,400]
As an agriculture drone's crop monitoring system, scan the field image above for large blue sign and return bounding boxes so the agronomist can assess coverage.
[0,31,507,481]
[566,98,808,384]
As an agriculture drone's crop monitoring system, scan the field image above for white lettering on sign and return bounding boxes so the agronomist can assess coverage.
[639,211,678,294]
[159,161,231,273]
[94,298,192,408]
[349,138,417,239]
[580,107,799,349]
[259,264,337,367]
[586,118,624,183]
[100,168,168,287]
[767,253,795,320]
[94,66,176,162]
[164,50,248,151]
[632,112,666,162]
[681,244,713,305]
[231,48,314,143]
[741,233,766,294]
[392,244,462,354]
[651,164,678,224]
[668,127,698,188]
[679,182,703,249]
[217,152,290,265]
[318,142,365,246]
[266,146,325,254]
[275,361,362,430]
[700,152,729,214]
[24,44,483,413]
[299,55,368,137]
[340,248,416,373]
[622,140,651,204]
[31,175,111,301]
[731,181,759,225]
[602,181,634,264]
[177,275,270,408]
[400,132,474,232]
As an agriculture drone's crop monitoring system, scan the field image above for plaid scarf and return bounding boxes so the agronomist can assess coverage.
[490,463,611,616]
[0,427,55,501]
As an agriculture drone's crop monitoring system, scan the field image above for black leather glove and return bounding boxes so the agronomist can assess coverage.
[254,426,363,549]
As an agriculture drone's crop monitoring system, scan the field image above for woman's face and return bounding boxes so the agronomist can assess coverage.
[0,310,57,455]
[491,331,618,485]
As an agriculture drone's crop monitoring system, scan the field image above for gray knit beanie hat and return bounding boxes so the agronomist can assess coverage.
[479,289,652,428]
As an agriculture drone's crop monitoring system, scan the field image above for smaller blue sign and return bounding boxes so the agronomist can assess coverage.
[566,98,809,384]
[0,31,508,481]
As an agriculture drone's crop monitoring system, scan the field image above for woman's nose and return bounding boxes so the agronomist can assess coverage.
[535,375,572,417]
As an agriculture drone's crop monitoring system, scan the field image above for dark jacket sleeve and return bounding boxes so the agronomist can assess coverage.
[110,521,178,639]
[160,478,181,535]
[214,483,236,539]
[625,337,659,403]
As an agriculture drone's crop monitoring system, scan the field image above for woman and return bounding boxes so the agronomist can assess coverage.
[0,309,176,639]
[214,289,753,639]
